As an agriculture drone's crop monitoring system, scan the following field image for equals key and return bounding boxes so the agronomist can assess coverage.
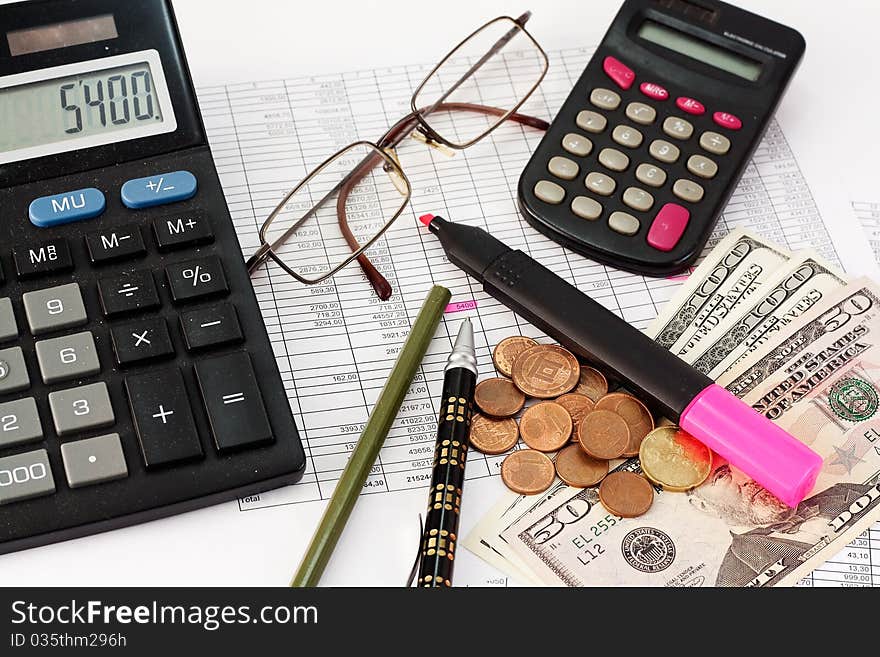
[179,302,243,351]
[194,351,273,452]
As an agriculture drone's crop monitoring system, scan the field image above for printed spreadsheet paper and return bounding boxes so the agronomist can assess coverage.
[0,46,876,587]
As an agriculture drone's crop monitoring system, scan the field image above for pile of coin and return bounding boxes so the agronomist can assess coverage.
[470,337,713,518]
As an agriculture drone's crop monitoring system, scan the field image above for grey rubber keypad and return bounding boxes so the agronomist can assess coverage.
[61,433,128,488]
[35,331,101,384]
[22,283,87,335]
[0,346,29,395]
[0,398,42,448]
[0,449,55,505]
[0,298,17,343]
[48,382,115,437]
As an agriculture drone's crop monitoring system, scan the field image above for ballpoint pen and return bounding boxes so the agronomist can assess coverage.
[418,213,822,508]
[415,319,478,587]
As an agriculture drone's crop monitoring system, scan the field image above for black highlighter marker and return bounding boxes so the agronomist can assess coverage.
[419,213,821,507]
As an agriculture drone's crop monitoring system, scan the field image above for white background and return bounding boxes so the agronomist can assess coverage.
[0,0,878,586]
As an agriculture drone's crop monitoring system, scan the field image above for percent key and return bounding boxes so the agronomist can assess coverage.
[165,256,229,303]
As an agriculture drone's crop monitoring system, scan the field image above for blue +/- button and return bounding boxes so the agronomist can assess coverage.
[29,188,106,228]
[120,171,198,209]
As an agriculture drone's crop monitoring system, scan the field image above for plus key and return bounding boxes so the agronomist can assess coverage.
[125,368,203,468]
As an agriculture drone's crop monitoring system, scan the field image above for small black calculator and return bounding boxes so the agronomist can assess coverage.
[518,0,804,275]
[0,0,305,555]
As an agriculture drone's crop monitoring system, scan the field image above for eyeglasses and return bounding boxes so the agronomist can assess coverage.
[244,12,550,300]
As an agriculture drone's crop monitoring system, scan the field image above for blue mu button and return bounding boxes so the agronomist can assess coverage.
[29,188,106,228]
[121,171,198,209]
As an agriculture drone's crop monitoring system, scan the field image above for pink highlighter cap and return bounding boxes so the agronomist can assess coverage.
[680,384,822,507]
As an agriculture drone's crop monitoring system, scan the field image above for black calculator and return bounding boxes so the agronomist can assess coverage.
[0,0,305,555]
[518,0,804,276]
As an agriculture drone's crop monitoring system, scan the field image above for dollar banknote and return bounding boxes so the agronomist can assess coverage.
[646,229,791,349]
[504,449,880,588]
[461,484,576,586]
[683,253,847,376]
[719,280,880,399]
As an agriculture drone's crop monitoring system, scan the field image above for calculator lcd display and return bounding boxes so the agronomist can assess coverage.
[638,20,762,81]
[0,50,177,164]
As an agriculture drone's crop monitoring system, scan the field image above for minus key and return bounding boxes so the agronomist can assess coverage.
[179,302,244,351]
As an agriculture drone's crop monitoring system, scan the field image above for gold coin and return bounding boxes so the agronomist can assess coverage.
[520,401,573,452]
[493,336,539,378]
[595,392,654,457]
[555,393,595,442]
[469,414,519,455]
[578,409,630,460]
[554,444,608,488]
[574,365,608,402]
[598,471,654,517]
[474,377,525,417]
[501,449,556,495]
[639,426,713,492]
[512,345,580,398]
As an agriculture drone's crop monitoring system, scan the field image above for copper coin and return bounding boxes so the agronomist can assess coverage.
[574,365,608,402]
[501,449,556,495]
[520,402,572,452]
[578,409,630,460]
[493,336,539,378]
[474,377,525,417]
[555,393,595,442]
[595,392,655,457]
[598,471,654,517]
[512,345,580,398]
[469,414,519,455]
[554,444,608,488]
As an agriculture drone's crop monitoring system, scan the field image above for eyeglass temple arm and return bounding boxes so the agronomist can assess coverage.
[330,102,548,294]
[419,12,532,119]
[246,150,398,300]
[322,100,549,297]
[333,102,548,289]
[336,152,394,301]
[380,104,547,152]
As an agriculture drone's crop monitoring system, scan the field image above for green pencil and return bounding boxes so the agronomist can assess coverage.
[291,285,452,587]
